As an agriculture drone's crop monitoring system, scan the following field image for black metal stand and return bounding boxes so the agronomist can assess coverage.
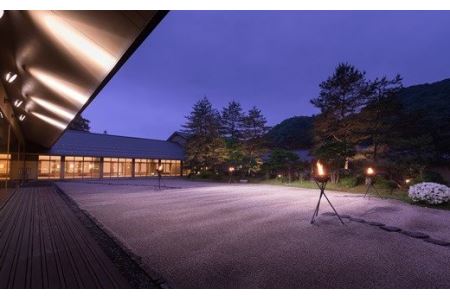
[363,177,381,198]
[311,180,345,225]
[157,171,162,190]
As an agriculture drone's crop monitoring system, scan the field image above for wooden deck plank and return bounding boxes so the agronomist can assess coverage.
[0,186,129,288]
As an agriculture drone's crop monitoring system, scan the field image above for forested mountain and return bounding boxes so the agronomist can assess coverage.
[267,78,450,155]
[398,78,450,159]
[265,116,313,150]
[399,78,450,114]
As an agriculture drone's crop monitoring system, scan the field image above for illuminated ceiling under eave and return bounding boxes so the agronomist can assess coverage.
[0,10,167,148]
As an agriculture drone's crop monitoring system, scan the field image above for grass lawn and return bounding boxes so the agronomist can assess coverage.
[259,178,450,211]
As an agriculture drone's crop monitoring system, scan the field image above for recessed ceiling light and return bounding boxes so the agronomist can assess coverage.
[5,72,17,83]
[14,99,23,108]
[19,114,26,121]
[32,112,67,130]
[28,67,87,105]
[29,96,75,120]
[30,11,116,74]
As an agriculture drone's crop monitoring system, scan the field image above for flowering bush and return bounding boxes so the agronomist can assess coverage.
[408,182,450,205]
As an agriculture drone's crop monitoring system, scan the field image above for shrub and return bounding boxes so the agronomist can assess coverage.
[408,182,450,205]
[339,176,359,188]
[374,177,398,191]
[421,171,446,185]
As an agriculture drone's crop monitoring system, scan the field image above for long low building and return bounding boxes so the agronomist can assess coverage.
[3,129,186,181]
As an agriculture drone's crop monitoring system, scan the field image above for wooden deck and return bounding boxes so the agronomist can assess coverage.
[0,186,129,288]
[0,188,15,210]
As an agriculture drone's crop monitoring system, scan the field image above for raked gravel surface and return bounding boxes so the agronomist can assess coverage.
[57,179,450,288]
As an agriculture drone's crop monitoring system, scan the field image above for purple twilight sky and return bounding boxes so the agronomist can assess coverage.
[83,10,450,140]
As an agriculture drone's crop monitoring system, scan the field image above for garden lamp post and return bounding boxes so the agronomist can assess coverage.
[311,161,345,225]
[363,167,382,198]
[157,164,163,189]
[228,166,235,183]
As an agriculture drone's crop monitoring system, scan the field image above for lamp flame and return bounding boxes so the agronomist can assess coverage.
[316,161,325,176]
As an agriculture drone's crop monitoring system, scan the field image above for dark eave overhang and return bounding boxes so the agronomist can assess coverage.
[0,10,168,148]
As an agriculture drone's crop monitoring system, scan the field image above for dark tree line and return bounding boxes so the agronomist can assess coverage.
[310,62,442,184]
[182,97,269,177]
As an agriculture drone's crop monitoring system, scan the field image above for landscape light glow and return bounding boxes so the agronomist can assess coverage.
[30,96,76,121]
[30,11,116,75]
[28,67,88,105]
[5,72,17,83]
[32,112,67,130]
[364,167,381,198]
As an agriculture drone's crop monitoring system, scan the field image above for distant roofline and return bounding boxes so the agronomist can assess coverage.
[67,129,177,144]
[167,131,190,141]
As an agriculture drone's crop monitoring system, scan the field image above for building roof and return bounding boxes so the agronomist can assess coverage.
[47,130,185,160]
[167,131,190,140]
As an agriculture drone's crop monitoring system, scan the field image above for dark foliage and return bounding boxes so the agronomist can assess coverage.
[221,101,245,143]
[68,114,90,132]
[182,97,226,172]
[397,78,450,162]
[266,116,314,150]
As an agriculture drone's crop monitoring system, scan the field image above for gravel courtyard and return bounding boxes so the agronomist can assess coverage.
[57,179,450,288]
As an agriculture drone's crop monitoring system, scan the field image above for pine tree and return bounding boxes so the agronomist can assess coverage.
[242,106,269,175]
[182,97,226,173]
[359,75,403,161]
[220,101,246,174]
[221,101,244,143]
[310,63,371,181]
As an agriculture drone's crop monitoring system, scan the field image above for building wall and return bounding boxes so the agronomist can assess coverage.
[5,153,183,181]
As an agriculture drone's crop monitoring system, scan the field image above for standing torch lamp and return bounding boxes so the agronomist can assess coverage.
[228,167,235,184]
[363,167,381,198]
[310,161,345,225]
[157,164,163,189]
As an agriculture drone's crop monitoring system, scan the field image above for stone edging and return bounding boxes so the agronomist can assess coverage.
[321,212,450,247]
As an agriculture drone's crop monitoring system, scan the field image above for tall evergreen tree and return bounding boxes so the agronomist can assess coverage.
[221,101,244,143]
[242,106,269,175]
[182,97,226,172]
[221,101,246,172]
[359,75,403,161]
[310,63,371,181]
